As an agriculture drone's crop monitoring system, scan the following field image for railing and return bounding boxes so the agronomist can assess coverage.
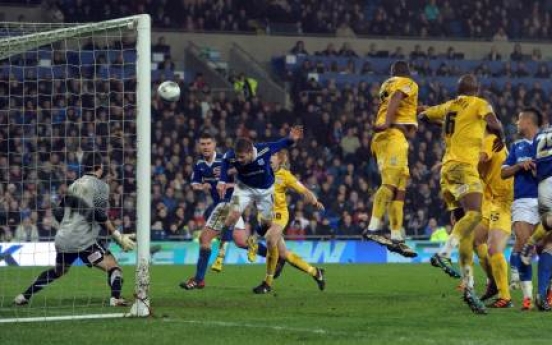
[229,42,290,108]
[185,41,235,92]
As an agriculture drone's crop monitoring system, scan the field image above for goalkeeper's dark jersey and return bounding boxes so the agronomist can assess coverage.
[55,174,109,252]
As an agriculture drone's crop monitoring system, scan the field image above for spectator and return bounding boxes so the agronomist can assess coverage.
[390,46,405,59]
[340,127,360,160]
[14,217,39,242]
[339,42,358,57]
[430,225,450,242]
[424,217,438,238]
[336,22,356,38]
[317,43,338,56]
[424,0,440,22]
[410,45,427,60]
[366,43,379,58]
[338,212,361,236]
[486,46,502,61]
[152,36,171,56]
[492,27,509,41]
[531,48,543,61]
[232,73,258,99]
[290,40,309,56]
[535,63,551,78]
[510,43,524,61]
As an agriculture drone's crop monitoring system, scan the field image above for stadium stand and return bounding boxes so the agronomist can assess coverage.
[2,0,552,243]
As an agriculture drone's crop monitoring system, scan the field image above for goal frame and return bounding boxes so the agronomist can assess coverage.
[0,14,152,322]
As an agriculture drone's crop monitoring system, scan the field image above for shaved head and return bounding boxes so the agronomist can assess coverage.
[457,74,479,96]
[391,60,410,77]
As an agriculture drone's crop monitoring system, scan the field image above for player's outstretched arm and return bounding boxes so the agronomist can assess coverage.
[105,219,136,252]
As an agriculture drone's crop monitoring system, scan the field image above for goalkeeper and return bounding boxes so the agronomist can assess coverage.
[14,152,136,307]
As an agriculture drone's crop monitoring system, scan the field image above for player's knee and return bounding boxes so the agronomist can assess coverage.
[464,210,482,229]
[108,267,123,285]
[542,214,552,231]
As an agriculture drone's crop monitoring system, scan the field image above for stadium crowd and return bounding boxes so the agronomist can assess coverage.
[1,37,551,243]
[47,0,552,40]
[2,0,552,242]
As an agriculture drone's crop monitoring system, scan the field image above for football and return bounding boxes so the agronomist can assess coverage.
[157,81,181,102]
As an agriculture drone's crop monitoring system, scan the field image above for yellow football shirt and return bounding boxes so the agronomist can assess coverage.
[479,134,513,201]
[424,95,493,168]
[375,76,419,127]
[274,168,307,213]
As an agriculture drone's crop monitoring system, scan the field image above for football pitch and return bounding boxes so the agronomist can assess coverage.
[1,264,551,345]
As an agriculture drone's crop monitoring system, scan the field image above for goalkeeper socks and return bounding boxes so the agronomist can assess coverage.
[490,253,510,300]
[286,252,316,276]
[195,248,211,282]
[108,267,123,299]
[22,268,60,299]
[475,243,492,280]
[257,242,268,257]
[389,199,404,240]
[368,186,394,231]
[264,246,279,286]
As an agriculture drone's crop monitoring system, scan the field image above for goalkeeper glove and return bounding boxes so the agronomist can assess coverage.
[112,230,136,252]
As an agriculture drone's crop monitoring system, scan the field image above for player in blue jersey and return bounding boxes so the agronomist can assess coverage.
[520,109,552,311]
[180,132,269,290]
[217,126,303,294]
[501,108,542,310]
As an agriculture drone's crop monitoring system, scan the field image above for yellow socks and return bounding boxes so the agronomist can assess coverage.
[476,243,492,280]
[286,252,317,276]
[265,246,279,286]
[368,186,394,230]
[529,223,548,245]
[389,199,404,240]
[490,252,510,300]
[455,210,482,288]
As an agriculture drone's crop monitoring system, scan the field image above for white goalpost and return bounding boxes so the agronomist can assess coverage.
[0,14,151,322]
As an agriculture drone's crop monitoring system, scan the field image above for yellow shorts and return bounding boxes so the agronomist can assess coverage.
[371,128,409,190]
[440,162,483,211]
[481,187,492,225]
[489,199,512,234]
[272,208,289,228]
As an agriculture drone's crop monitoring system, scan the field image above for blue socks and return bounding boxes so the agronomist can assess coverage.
[195,248,211,282]
[518,252,533,282]
[538,252,552,298]
[257,242,268,257]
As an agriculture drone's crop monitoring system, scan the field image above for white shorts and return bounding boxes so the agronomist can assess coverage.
[512,198,539,225]
[230,183,274,221]
[539,177,552,216]
[206,202,245,231]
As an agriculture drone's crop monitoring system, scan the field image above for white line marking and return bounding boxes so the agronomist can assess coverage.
[0,313,126,323]
[163,318,331,335]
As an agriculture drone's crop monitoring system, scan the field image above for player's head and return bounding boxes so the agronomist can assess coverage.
[82,152,104,177]
[198,132,216,158]
[234,137,254,164]
[270,149,289,171]
[390,60,410,77]
[517,107,543,135]
[457,74,479,96]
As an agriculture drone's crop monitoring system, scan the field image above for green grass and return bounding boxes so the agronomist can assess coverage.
[1,264,551,345]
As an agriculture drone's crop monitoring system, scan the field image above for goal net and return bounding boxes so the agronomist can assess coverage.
[0,15,151,322]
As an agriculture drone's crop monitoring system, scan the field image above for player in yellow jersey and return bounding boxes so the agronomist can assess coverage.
[475,133,514,308]
[420,74,503,314]
[363,60,418,258]
[247,150,326,291]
